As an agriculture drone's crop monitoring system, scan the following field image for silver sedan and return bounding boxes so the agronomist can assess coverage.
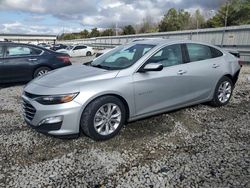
[22,39,241,140]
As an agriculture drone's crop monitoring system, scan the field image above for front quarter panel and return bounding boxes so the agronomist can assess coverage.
[74,75,135,119]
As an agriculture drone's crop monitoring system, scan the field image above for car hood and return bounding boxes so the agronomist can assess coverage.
[25,65,120,94]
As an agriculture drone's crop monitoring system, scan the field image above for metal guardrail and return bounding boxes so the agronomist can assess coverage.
[60,25,250,62]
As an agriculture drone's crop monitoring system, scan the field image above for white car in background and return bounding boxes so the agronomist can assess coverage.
[57,45,94,57]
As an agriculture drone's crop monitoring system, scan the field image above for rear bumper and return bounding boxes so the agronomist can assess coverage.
[233,69,241,85]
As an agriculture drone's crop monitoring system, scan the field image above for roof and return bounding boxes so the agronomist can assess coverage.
[133,38,193,45]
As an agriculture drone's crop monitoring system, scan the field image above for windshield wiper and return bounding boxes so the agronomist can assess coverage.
[91,64,111,70]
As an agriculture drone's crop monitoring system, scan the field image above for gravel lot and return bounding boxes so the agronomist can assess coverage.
[0,65,249,187]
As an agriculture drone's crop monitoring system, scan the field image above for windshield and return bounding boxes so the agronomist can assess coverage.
[66,46,73,50]
[91,44,155,70]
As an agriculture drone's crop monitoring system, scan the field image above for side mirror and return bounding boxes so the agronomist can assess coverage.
[139,63,163,73]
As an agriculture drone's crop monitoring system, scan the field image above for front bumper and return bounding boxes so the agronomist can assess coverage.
[22,94,83,136]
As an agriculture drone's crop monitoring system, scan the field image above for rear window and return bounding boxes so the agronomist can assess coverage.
[210,47,223,58]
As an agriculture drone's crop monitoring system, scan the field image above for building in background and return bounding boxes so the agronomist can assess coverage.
[0,33,57,45]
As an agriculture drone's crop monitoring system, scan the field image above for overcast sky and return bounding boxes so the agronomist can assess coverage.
[0,0,226,35]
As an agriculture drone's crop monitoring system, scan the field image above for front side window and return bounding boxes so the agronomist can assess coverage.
[146,44,183,67]
[91,44,155,70]
[6,46,42,57]
[187,43,212,62]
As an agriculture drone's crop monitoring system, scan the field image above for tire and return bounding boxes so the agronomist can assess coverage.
[33,67,51,78]
[80,96,126,141]
[86,51,92,56]
[210,76,234,107]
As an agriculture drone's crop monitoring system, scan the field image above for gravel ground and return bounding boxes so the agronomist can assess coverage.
[0,66,249,187]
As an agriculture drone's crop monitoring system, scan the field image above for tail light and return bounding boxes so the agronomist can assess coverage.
[57,56,71,64]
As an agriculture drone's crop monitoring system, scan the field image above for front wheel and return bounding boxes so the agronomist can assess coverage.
[80,96,126,141]
[210,76,233,107]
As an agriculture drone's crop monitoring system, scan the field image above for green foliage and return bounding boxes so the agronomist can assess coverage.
[194,10,206,28]
[159,8,182,32]
[122,25,136,35]
[80,29,89,38]
[178,9,192,30]
[101,29,115,36]
[158,8,200,32]
[138,16,158,33]
[206,0,250,27]
[89,28,100,37]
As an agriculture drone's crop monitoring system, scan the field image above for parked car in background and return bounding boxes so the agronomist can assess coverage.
[22,39,241,141]
[95,48,113,58]
[57,45,94,57]
[0,42,71,83]
[50,44,68,51]
[37,43,51,49]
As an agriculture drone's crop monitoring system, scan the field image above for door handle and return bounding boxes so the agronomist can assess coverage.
[177,70,187,75]
[28,58,37,61]
[212,64,220,68]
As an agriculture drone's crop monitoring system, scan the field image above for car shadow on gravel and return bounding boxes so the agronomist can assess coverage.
[0,82,26,89]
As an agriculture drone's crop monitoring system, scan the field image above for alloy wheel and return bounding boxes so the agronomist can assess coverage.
[217,81,232,103]
[93,103,122,136]
[37,70,49,77]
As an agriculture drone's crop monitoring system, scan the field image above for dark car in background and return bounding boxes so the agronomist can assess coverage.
[50,44,68,51]
[0,42,71,83]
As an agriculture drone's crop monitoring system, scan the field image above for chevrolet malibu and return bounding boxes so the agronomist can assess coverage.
[22,39,241,140]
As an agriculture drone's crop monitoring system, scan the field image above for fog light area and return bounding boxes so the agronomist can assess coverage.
[38,116,63,126]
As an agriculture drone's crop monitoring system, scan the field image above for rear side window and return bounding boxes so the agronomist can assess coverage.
[6,46,42,57]
[146,44,183,67]
[0,46,3,58]
[210,47,223,58]
[187,43,212,62]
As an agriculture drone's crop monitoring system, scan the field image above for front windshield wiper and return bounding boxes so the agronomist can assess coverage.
[91,64,112,70]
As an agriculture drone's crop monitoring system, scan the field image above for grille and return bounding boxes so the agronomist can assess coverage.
[22,99,36,121]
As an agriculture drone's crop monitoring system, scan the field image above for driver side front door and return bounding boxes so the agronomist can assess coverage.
[133,44,191,116]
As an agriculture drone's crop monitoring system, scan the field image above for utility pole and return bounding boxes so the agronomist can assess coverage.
[221,1,229,47]
[115,22,118,36]
[196,18,199,38]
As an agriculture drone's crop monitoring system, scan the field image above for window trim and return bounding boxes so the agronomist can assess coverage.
[4,44,44,58]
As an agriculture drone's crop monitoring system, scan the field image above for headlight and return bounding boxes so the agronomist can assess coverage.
[35,93,79,105]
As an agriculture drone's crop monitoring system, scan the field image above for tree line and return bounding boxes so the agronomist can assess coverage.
[59,0,250,40]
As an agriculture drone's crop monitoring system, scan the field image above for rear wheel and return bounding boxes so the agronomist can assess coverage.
[210,76,233,107]
[33,67,51,78]
[86,51,92,56]
[80,96,126,141]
